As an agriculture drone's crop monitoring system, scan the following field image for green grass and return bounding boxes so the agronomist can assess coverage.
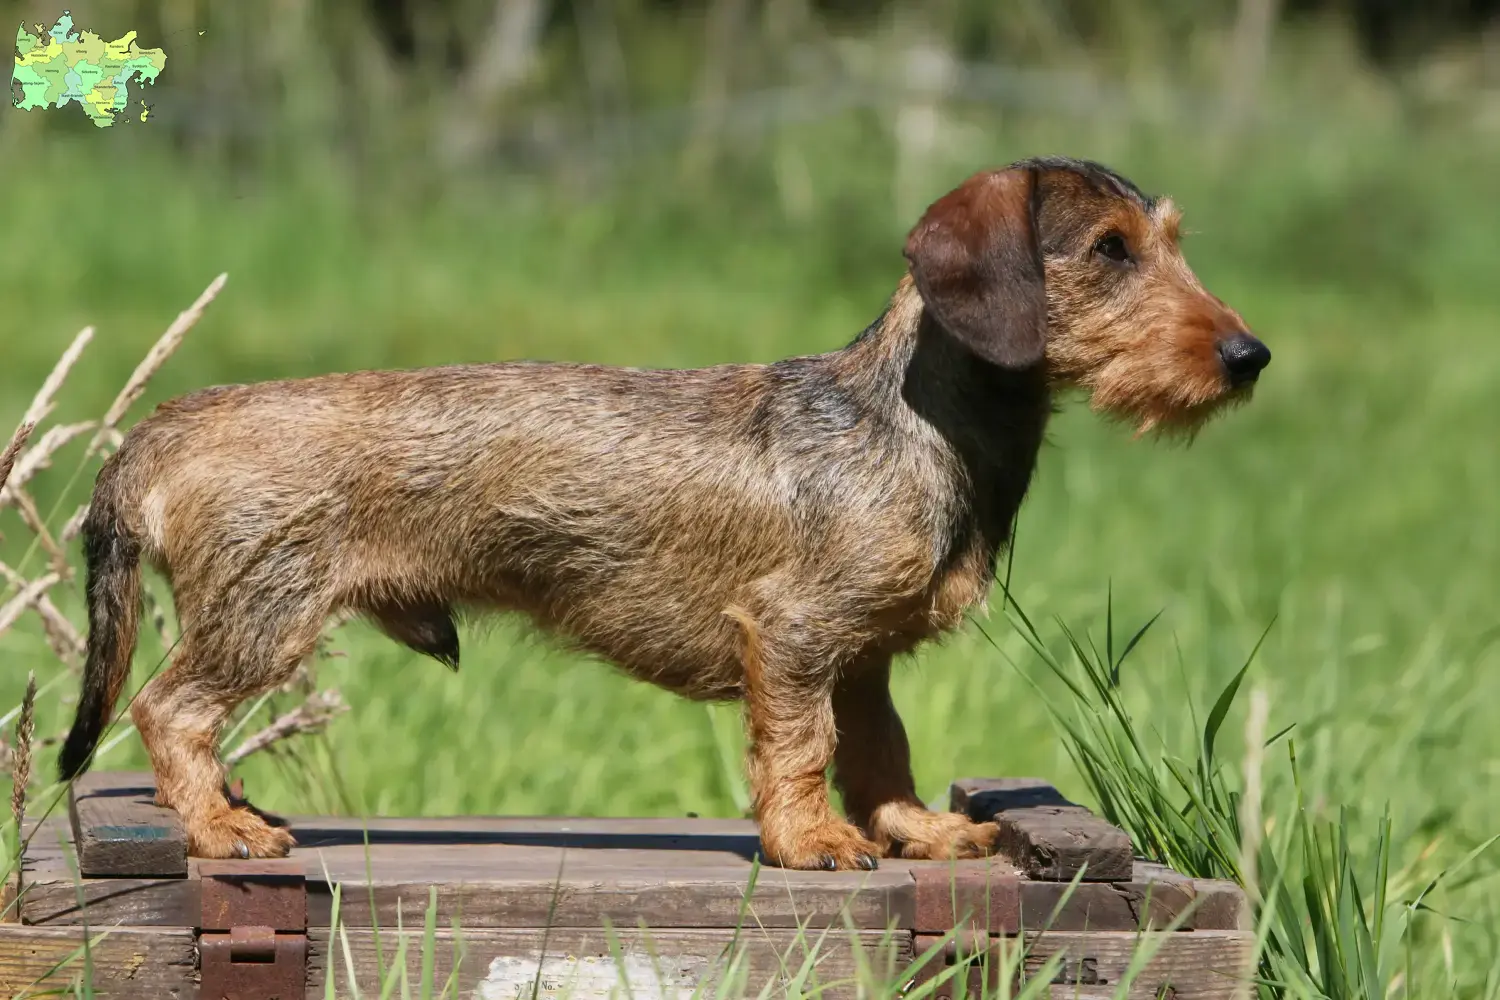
[3,85,1499,996]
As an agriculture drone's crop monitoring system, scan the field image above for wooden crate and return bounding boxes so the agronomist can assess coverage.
[2,773,1253,999]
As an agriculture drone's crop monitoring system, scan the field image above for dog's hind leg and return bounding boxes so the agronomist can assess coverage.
[132,578,329,859]
[832,660,998,860]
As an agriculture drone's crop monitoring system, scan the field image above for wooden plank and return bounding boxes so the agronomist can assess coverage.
[18,820,199,926]
[17,862,1219,936]
[1020,880,1137,932]
[950,778,1134,882]
[307,925,912,1000]
[15,867,914,934]
[1191,879,1252,931]
[18,874,199,928]
[1121,862,1197,929]
[20,847,913,931]
[1019,861,1198,932]
[14,815,71,861]
[308,866,916,930]
[1021,930,1254,1000]
[0,925,196,997]
[292,816,918,929]
[67,771,187,878]
[38,805,767,859]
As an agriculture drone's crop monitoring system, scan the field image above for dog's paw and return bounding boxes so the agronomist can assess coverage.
[897,817,999,861]
[188,806,297,859]
[869,804,999,861]
[763,821,881,871]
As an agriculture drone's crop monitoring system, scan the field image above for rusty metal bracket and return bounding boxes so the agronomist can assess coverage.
[199,858,307,932]
[200,930,306,999]
[197,858,307,999]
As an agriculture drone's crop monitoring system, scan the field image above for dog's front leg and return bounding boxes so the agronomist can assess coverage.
[730,606,880,871]
[832,661,998,861]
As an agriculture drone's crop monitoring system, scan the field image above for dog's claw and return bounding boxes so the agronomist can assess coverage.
[234,840,249,860]
[818,854,837,871]
[857,853,879,871]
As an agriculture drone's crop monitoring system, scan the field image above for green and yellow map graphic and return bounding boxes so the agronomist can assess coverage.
[12,11,166,127]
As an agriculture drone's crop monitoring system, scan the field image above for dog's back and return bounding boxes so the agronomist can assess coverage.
[100,348,970,698]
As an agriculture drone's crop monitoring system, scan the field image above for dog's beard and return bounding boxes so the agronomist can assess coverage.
[1125,385,1254,441]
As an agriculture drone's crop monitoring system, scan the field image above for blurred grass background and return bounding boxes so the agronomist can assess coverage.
[3,0,1500,992]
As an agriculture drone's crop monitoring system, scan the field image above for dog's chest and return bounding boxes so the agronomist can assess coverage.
[858,491,1003,653]
[885,449,1031,645]
[934,535,997,617]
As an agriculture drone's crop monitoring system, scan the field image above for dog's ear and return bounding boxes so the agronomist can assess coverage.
[903,167,1047,369]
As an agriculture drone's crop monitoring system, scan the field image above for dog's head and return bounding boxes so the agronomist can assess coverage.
[903,157,1267,435]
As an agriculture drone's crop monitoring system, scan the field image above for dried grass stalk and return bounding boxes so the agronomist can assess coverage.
[9,673,37,914]
[93,273,228,449]
[35,604,85,667]
[58,503,90,545]
[0,422,95,509]
[0,572,61,639]
[12,491,71,580]
[21,327,92,431]
[0,422,35,498]
[224,689,349,767]
[92,426,124,460]
[0,562,84,665]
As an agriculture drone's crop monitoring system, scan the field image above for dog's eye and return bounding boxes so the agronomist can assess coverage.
[1093,234,1132,264]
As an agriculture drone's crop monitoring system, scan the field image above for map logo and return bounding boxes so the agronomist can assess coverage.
[12,10,166,127]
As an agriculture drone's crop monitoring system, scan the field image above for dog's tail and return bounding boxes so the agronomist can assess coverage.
[58,459,144,782]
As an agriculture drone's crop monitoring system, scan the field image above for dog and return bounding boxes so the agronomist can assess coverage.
[58,156,1268,870]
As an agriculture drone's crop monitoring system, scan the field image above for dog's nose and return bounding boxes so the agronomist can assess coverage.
[1217,333,1271,386]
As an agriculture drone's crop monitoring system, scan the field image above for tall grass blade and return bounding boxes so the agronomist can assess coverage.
[422,884,438,1000]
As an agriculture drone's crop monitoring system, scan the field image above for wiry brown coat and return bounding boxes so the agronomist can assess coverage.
[59,157,1268,869]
